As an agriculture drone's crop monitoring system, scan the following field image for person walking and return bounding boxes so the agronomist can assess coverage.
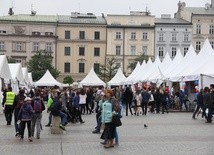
[31,91,45,139]
[192,89,203,119]
[13,89,26,136]
[18,97,34,142]
[141,86,150,115]
[2,87,16,125]
[123,86,133,116]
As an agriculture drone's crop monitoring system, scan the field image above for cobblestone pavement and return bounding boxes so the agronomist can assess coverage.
[0,110,213,155]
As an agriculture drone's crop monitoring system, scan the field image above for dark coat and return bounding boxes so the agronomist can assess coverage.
[18,103,33,121]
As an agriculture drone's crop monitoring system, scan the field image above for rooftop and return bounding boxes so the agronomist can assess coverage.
[185,7,214,15]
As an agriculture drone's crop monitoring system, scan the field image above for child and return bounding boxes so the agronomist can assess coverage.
[18,97,34,142]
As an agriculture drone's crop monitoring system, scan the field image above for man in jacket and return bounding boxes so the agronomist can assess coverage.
[2,87,16,125]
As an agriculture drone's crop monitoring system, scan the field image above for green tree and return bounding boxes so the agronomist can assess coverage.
[7,57,16,63]
[27,50,60,81]
[63,76,74,86]
[99,57,118,82]
[127,54,149,71]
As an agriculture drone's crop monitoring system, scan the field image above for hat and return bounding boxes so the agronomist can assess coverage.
[24,97,32,101]
[101,92,105,96]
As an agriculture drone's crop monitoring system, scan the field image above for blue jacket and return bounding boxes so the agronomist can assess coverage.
[18,103,33,121]
[51,98,62,116]
[72,95,80,108]
[101,100,113,123]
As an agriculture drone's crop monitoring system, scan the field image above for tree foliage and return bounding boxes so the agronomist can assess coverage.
[27,50,60,81]
[127,54,149,71]
[7,57,16,63]
[63,76,74,85]
[99,57,118,82]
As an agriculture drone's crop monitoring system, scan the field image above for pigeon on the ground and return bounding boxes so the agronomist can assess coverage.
[144,124,148,128]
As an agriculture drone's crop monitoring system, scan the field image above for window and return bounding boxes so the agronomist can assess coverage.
[46,43,52,51]
[64,47,70,56]
[116,46,121,55]
[16,42,22,51]
[0,30,6,34]
[131,32,136,40]
[0,41,5,50]
[209,25,214,34]
[32,31,41,35]
[172,47,176,57]
[130,46,136,55]
[196,41,201,52]
[184,47,189,56]
[172,34,177,41]
[184,34,189,42]
[64,62,70,73]
[94,31,100,40]
[116,32,121,39]
[79,47,85,56]
[142,32,148,40]
[94,63,100,74]
[16,59,22,63]
[142,46,147,55]
[94,48,100,56]
[45,32,53,36]
[79,31,85,39]
[65,31,70,39]
[33,42,39,51]
[79,63,85,73]
[159,33,164,41]
[158,47,164,57]
[210,41,214,49]
[196,24,201,34]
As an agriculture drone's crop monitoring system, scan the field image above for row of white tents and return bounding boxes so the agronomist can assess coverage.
[80,39,214,89]
[1,38,213,94]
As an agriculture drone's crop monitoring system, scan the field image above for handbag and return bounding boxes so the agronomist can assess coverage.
[112,114,122,127]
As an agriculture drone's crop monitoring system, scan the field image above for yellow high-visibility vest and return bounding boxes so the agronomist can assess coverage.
[5,92,15,106]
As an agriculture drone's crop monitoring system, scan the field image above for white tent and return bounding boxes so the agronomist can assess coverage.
[8,63,24,94]
[107,68,126,86]
[21,67,29,88]
[0,55,12,80]
[28,73,34,86]
[123,61,141,84]
[35,70,62,87]
[79,67,105,86]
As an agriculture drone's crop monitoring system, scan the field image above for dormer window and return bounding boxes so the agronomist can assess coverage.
[32,31,41,35]
[45,32,53,36]
[0,30,6,34]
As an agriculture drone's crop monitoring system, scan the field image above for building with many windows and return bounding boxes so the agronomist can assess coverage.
[0,12,57,66]
[106,11,155,75]
[56,12,107,82]
[155,14,192,60]
[175,0,214,53]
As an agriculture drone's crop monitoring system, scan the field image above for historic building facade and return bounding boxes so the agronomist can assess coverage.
[155,14,192,60]
[0,12,57,66]
[106,11,155,75]
[175,0,214,53]
[56,13,107,82]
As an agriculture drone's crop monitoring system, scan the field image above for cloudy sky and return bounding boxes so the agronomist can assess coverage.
[0,0,211,17]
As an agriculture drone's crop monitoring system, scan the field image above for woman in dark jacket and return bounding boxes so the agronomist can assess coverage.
[18,97,33,142]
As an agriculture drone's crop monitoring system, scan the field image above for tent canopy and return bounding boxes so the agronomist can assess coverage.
[79,67,105,86]
[108,68,126,86]
[35,70,62,87]
[9,63,24,82]
[0,55,12,80]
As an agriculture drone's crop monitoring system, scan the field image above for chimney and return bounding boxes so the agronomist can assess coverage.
[8,8,14,16]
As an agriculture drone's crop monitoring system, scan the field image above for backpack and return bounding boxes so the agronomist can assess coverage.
[16,96,25,109]
[33,99,42,113]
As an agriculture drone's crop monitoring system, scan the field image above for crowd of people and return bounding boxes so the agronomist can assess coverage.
[1,83,213,146]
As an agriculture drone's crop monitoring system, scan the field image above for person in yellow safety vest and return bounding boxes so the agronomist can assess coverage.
[2,87,16,125]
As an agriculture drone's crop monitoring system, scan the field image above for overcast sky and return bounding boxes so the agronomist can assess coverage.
[0,0,211,17]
